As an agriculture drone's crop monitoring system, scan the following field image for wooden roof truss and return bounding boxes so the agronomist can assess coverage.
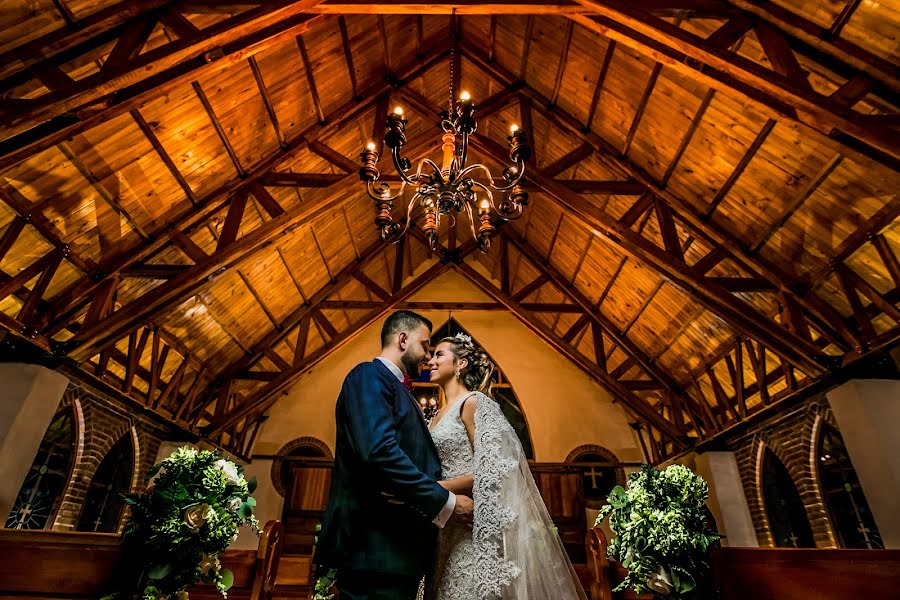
[0,0,896,459]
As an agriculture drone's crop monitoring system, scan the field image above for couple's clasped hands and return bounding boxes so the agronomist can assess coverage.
[440,474,474,528]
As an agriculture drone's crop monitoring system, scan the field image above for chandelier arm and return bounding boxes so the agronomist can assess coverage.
[455,162,495,185]
[380,192,422,244]
[366,180,408,202]
[416,157,444,182]
[492,158,527,191]
[391,146,421,185]
[458,132,469,173]
[463,198,479,242]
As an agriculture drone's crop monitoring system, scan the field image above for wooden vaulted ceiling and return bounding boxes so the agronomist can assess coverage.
[0,0,897,460]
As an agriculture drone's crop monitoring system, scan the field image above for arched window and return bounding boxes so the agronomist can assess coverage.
[5,408,76,529]
[817,423,882,548]
[566,445,624,509]
[76,432,134,532]
[761,447,814,547]
[424,319,534,458]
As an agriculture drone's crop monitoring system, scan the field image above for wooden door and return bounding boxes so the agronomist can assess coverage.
[282,463,332,554]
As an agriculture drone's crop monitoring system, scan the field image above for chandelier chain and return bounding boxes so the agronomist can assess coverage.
[449,8,456,117]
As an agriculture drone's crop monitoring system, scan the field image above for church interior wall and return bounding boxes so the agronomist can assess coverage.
[255,271,644,467]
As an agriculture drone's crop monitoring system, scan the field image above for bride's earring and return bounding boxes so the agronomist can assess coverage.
[455,369,461,380]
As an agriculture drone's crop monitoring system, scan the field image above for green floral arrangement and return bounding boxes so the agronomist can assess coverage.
[595,464,720,598]
[113,447,260,600]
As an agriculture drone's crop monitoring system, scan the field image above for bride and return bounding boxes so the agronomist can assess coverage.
[426,333,588,600]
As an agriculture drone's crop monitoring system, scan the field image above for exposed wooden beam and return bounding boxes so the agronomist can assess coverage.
[0,1,327,149]
[36,47,449,338]
[472,134,829,375]
[455,260,689,444]
[569,0,900,166]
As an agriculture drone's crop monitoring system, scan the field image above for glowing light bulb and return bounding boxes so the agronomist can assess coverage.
[510,123,519,133]
[393,106,404,116]
[366,141,376,151]
[460,90,471,101]
[479,199,490,210]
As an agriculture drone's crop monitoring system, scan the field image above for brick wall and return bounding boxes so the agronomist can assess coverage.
[49,378,176,532]
[727,394,839,548]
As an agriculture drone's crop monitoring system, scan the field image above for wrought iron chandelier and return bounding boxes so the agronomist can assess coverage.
[358,18,531,253]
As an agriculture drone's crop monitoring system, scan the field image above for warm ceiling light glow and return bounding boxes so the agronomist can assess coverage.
[393,106,404,115]
[460,90,471,101]
[510,123,519,133]
[366,141,376,151]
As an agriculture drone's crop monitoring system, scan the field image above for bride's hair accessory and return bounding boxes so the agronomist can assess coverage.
[453,332,472,344]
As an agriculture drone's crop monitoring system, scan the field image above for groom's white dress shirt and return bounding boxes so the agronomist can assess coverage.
[375,356,456,528]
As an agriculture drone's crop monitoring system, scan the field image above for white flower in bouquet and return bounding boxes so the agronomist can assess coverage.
[213,459,242,485]
[184,504,211,532]
[228,497,243,512]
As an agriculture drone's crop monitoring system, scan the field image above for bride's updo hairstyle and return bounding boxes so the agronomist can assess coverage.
[441,333,494,397]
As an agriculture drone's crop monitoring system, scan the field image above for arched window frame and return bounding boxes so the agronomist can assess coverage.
[565,444,625,510]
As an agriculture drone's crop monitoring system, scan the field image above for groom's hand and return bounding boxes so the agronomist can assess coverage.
[451,494,474,528]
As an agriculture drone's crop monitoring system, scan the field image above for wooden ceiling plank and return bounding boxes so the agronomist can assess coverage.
[456,58,863,352]
[158,6,201,40]
[743,337,769,405]
[560,179,644,194]
[249,183,287,218]
[511,273,549,302]
[473,134,830,375]
[569,2,900,165]
[1,3,327,150]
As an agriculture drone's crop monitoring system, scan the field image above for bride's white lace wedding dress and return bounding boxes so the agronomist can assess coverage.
[427,391,587,600]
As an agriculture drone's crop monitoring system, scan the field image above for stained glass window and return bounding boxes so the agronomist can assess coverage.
[5,408,75,529]
[76,433,134,532]
[817,423,882,548]
[761,447,814,547]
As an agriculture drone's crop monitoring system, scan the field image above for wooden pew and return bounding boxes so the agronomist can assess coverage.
[587,526,900,600]
[0,520,283,600]
[586,528,652,600]
[713,546,900,600]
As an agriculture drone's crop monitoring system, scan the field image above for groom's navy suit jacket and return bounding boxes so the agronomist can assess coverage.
[315,359,449,578]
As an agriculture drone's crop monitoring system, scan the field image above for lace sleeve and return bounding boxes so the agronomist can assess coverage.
[471,393,588,600]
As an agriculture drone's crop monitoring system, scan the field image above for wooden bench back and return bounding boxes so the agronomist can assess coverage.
[0,520,283,600]
[713,546,900,600]
[587,526,900,600]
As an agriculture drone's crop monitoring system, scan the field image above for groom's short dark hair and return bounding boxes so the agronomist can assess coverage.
[381,310,432,347]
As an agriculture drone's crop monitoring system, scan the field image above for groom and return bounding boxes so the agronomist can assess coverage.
[315,310,474,599]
